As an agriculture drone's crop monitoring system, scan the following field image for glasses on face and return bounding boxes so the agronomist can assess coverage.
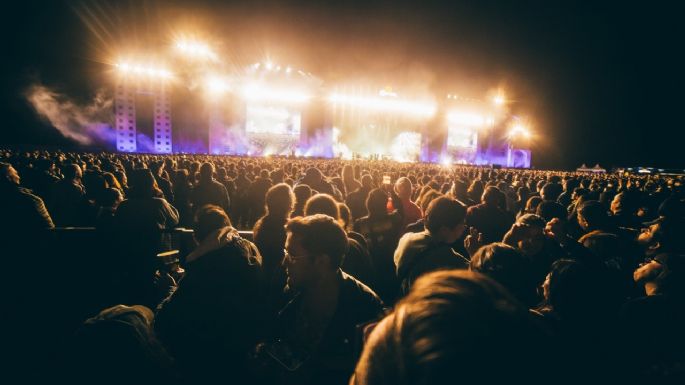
[283,249,309,263]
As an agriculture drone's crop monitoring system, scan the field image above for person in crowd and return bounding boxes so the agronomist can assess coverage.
[155,205,264,384]
[191,162,231,215]
[621,251,685,383]
[232,168,252,227]
[469,242,538,307]
[247,169,273,226]
[256,214,383,385]
[0,161,54,231]
[305,193,375,288]
[557,177,580,208]
[536,259,626,381]
[24,157,59,200]
[394,196,469,295]
[503,213,563,286]
[112,169,179,305]
[540,182,563,202]
[352,270,552,385]
[465,185,514,244]
[292,183,313,218]
[465,179,484,206]
[49,163,92,226]
[253,183,295,311]
[150,161,174,203]
[354,188,404,302]
[65,305,177,385]
[520,195,543,218]
[610,190,642,229]
[536,200,567,223]
[346,174,374,221]
[299,167,340,200]
[394,177,422,231]
[172,169,194,226]
[342,164,362,195]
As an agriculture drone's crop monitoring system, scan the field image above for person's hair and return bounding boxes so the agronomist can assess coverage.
[353,270,544,385]
[572,187,589,199]
[418,189,442,213]
[265,183,295,218]
[293,184,312,204]
[194,204,232,241]
[361,174,373,189]
[100,187,123,208]
[62,163,81,180]
[470,243,532,303]
[0,162,13,184]
[304,193,340,219]
[524,196,543,213]
[102,172,123,191]
[579,232,621,264]
[450,179,468,201]
[286,214,348,268]
[540,183,563,202]
[395,177,412,198]
[515,213,546,228]
[342,164,355,182]
[82,171,107,196]
[612,190,640,215]
[544,259,610,320]
[127,169,162,199]
[366,188,389,218]
[651,218,685,253]
[425,196,466,234]
[69,305,175,383]
[578,200,609,230]
[338,202,352,231]
[536,201,566,222]
[199,162,214,182]
[467,179,484,202]
[175,169,190,185]
[482,185,502,206]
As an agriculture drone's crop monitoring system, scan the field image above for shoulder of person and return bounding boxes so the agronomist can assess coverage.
[340,271,384,309]
[152,196,171,205]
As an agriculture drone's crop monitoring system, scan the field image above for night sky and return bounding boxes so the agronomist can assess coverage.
[1,0,683,169]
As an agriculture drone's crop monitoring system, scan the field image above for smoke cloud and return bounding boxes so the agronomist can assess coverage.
[25,84,115,146]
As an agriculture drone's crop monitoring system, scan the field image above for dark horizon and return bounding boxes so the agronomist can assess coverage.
[2,0,683,170]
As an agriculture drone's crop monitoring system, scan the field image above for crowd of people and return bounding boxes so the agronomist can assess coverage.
[1,149,684,384]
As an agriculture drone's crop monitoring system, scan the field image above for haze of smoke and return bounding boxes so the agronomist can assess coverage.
[25,84,115,146]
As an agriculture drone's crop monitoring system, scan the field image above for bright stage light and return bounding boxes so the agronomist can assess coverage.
[508,124,531,139]
[175,40,218,61]
[205,75,230,95]
[390,132,422,162]
[447,111,486,126]
[440,155,453,166]
[493,94,506,106]
[328,93,436,117]
[241,83,311,104]
[265,61,274,71]
[116,62,172,79]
